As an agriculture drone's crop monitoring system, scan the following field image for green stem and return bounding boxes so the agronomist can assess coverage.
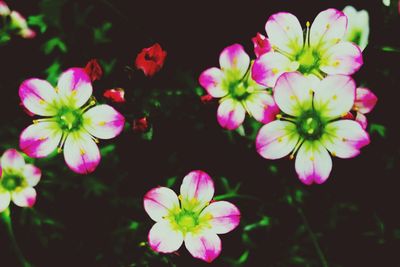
[296,207,329,267]
[1,208,32,267]
[213,193,261,202]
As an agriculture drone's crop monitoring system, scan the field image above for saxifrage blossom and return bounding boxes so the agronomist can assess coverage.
[256,72,370,185]
[343,6,370,51]
[135,43,167,77]
[252,8,363,87]
[144,170,240,263]
[19,68,125,174]
[0,149,41,212]
[199,44,279,130]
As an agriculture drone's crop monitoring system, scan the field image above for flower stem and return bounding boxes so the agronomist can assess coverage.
[213,193,261,202]
[296,207,329,267]
[1,208,33,267]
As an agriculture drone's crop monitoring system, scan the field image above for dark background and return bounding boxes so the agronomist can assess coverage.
[1,0,400,266]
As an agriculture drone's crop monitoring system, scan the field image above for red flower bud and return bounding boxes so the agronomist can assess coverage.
[200,94,213,103]
[103,88,125,103]
[132,117,149,133]
[135,43,167,77]
[252,33,272,58]
[84,59,103,82]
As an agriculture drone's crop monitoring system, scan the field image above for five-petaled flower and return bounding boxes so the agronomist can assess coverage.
[199,44,279,130]
[144,170,240,263]
[343,6,369,51]
[252,8,363,87]
[256,72,370,185]
[19,68,125,174]
[0,149,41,212]
[135,43,167,77]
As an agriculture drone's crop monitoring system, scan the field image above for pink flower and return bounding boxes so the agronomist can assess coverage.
[10,11,36,39]
[19,68,125,174]
[252,9,363,87]
[0,149,41,212]
[144,170,240,263]
[256,72,370,185]
[252,33,272,58]
[199,44,279,130]
[353,87,377,129]
[0,0,10,16]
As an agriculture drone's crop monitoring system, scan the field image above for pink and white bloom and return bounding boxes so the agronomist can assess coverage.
[252,8,363,87]
[19,68,125,174]
[0,149,41,212]
[199,44,279,130]
[256,72,370,185]
[353,87,378,129]
[0,0,10,16]
[9,11,36,39]
[144,170,240,263]
[252,33,272,58]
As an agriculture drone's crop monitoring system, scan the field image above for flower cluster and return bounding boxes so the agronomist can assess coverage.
[199,7,376,185]
[144,170,240,263]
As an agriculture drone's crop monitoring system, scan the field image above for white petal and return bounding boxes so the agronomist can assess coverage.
[19,78,58,116]
[217,98,246,130]
[265,12,303,55]
[322,120,370,158]
[57,68,93,108]
[273,72,313,116]
[83,105,125,139]
[314,75,355,119]
[184,230,222,263]
[63,131,100,174]
[256,120,299,159]
[22,164,41,187]
[180,170,214,212]
[19,122,62,158]
[148,220,184,253]
[144,187,180,222]
[1,149,25,171]
[200,201,240,234]
[219,44,250,78]
[310,8,347,51]
[295,141,332,185]
[11,187,37,207]
[252,52,299,87]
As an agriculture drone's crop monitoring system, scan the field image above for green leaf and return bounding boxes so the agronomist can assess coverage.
[99,59,117,76]
[166,176,177,187]
[369,123,386,138]
[100,144,116,157]
[28,15,47,33]
[94,22,112,44]
[42,37,68,54]
[381,46,400,53]
[45,60,62,84]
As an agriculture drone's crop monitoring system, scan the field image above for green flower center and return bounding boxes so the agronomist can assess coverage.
[174,211,199,233]
[1,174,24,191]
[296,110,325,140]
[296,48,320,74]
[57,108,83,132]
